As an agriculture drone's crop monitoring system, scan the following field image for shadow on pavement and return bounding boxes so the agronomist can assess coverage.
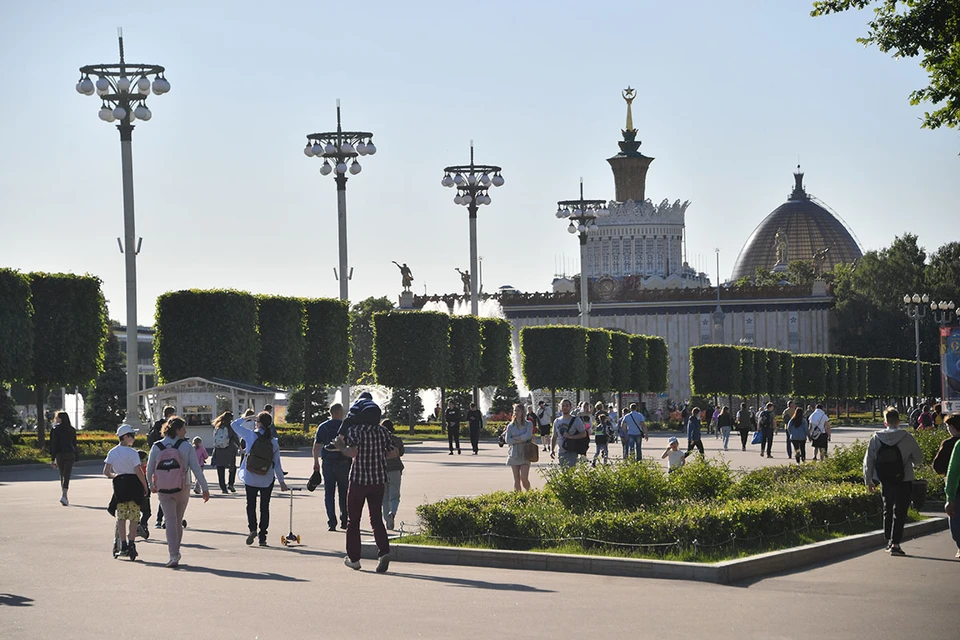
[0,593,34,607]
[901,554,959,564]
[385,572,556,592]
[140,561,308,581]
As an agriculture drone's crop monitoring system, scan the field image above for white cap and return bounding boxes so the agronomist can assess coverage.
[668,436,678,445]
[117,424,138,437]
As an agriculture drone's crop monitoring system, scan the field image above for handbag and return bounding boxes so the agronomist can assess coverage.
[750,430,763,445]
[523,441,539,463]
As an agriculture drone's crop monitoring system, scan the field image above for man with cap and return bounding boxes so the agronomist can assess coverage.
[332,395,398,572]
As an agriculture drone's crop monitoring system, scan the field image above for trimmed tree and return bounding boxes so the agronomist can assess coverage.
[865,358,893,400]
[447,316,482,392]
[349,296,395,384]
[778,351,794,397]
[740,348,756,398]
[754,348,769,403]
[792,354,827,400]
[765,350,782,399]
[303,298,350,432]
[646,337,669,394]
[0,269,33,384]
[373,311,450,433]
[690,345,742,398]
[155,289,259,383]
[478,318,513,389]
[520,325,587,411]
[585,329,612,392]
[257,296,305,387]
[629,336,649,398]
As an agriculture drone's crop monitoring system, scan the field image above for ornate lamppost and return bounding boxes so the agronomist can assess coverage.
[931,300,959,326]
[441,143,504,316]
[304,101,376,406]
[903,293,930,399]
[76,33,170,426]
[555,179,608,329]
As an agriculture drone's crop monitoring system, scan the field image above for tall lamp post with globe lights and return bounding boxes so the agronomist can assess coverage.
[76,33,170,426]
[903,293,930,399]
[555,179,608,329]
[441,144,504,316]
[931,300,959,327]
[303,101,376,406]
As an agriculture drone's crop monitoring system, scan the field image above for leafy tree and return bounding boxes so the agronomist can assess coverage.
[925,241,960,303]
[629,336,649,395]
[812,0,960,131]
[0,269,33,384]
[385,388,424,424]
[690,345,742,397]
[786,260,816,285]
[646,337,669,393]
[793,354,827,398]
[491,376,521,415]
[83,329,127,430]
[609,331,633,394]
[478,318,513,388]
[257,296,305,387]
[286,385,329,426]
[0,385,19,451]
[447,316,481,390]
[585,329,612,392]
[349,297,395,384]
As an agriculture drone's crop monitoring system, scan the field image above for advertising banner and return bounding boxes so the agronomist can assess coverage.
[941,326,960,414]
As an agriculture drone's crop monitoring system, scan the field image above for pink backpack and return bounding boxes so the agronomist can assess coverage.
[153,439,187,493]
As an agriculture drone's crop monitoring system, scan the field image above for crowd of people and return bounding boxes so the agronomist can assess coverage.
[44,393,960,568]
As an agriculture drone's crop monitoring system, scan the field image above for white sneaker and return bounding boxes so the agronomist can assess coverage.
[343,556,361,570]
[165,554,180,568]
[59,495,68,506]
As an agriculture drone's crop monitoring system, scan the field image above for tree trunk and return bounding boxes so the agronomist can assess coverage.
[302,386,311,434]
[439,388,446,434]
[35,385,46,448]
[408,388,416,435]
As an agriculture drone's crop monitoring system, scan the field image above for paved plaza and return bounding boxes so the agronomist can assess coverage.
[1,426,958,639]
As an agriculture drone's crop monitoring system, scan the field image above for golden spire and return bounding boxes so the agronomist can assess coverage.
[622,86,637,132]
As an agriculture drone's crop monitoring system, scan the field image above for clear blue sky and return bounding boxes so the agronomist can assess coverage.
[1,0,956,324]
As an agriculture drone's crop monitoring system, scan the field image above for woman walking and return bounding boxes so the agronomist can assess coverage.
[788,407,808,464]
[49,411,79,506]
[211,411,240,494]
[735,403,754,452]
[505,403,534,491]
[717,406,734,451]
[380,419,405,530]
[146,416,210,568]
[231,412,288,547]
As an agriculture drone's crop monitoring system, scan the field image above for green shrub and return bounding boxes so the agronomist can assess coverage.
[542,460,670,512]
[666,457,734,502]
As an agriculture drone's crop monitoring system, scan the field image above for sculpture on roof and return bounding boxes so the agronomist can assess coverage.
[774,228,788,264]
[392,261,414,291]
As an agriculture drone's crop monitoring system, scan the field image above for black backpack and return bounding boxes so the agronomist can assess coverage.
[562,417,589,455]
[875,441,904,484]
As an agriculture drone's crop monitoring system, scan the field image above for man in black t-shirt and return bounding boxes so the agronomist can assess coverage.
[466,403,483,455]
[444,401,462,455]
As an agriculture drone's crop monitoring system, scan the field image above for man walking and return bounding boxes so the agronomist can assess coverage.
[863,407,923,556]
[333,397,397,573]
[620,403,648,461]
[536,401,553,451]
[444,400,462,455]
[808,402,831,460]
[686,407,705,456]
[781,400,796,458]
[758,402,775,458]
[551,399,586,468]
[466,402,484,455]
[313,403,350,531]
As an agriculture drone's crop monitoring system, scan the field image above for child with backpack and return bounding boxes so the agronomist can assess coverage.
[231,412,288,546]
[863,407,924,556]
[104,425,148,561]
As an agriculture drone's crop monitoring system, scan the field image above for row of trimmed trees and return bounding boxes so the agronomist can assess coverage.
[690,344,939,406]
[519,325,669,410]
[0,269,108,445]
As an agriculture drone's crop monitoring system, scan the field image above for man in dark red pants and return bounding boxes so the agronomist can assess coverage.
[333,396,397,573]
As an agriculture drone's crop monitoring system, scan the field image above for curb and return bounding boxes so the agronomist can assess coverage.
[360,516,949,584]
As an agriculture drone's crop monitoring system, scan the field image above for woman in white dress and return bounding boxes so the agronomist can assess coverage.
[505,403,535,491]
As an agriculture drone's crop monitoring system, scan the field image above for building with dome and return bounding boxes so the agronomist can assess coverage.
[731,168,862,281]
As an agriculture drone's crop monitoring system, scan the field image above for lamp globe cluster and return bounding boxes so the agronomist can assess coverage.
[556,200,610,235]
[441,169,504,206]
[76,68,169,124]
[304,134,376,176]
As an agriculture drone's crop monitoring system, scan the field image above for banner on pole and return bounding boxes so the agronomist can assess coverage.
[941,326,960,414]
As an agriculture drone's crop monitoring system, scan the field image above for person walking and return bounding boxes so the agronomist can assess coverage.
[781,401,796,459]
[313,404,350,532]
[466,402,484,455]
[787,407,808,463]
[145,416,210,568]
[591,412,613,466]
[578,402,593,437]
[147,405,175,527]
[536,401,552,451]
[231,412,288,547]
[735,403,754,451]
[661,437,692,473]
[210,411,240,494]
[620,403,648,461]
[49,411,79,506]
[933,415,960,477]
[332,396,397,573]
[758,402,775,458]
[863,407,924,556]
[808,403,831,460]
[505,403,534,491]
[444,400,462,455]
[943,421,960,559]
[551,399,586,468]
[686,407,705,456]
[104,424,148,560]
[380,419,405,530]
[717,406,734,451]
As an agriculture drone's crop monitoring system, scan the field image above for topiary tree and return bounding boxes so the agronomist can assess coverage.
[753,348,769,404]
[825,355,839,404]
[447,316,481,392]
[520,325,587,411]
[609,331,632,392]
[302,298,350,433]
[257,296,305,387]
[690,345,742,398]
[478,318,513,389]
[740,347,756,398]
[374,311,450,433]
[646,337,669,394]
[778,351,794,397]
[857,358,869,400]
[629,335,649,398]
[585,329,612,392]
[792,354,827,400]
[765,350,782,399]
[155,289,259,383]
[349,296,395,384]
[0,268,33,384]
[865,358,893,400]
[84,328,127,430]
[28,273,107,445]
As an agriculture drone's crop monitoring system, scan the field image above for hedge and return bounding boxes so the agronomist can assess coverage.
[792,354,827,398]
[609,331,632,393]
[585,329,612,392]
[256,296,305,387]
[825,355,839,399]
[478,318,512,388]
[520,325,586,392]
[777,351,793,396]
[690,345,742,396]
[629,335,649,394]
[753,347,768,397]
[740,348,756,397]
[0,269,33,383]
[865,358,893,398]
[765,350,782,398]
[646,337,668,393]
[373,311,449,390]
[155,289,259,383]
[303,298,350,387]
[447,316,481,390]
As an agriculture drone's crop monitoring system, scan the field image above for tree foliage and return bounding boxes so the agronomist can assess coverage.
[740,348,756,396]
[491,376,521,415]
[84,328,127,430]
[812,0,960,131]
[478,318,513,388]
[304,298,350,387]
[385,388,425,424]
[629,336,649,395]
[257,296,305,387]
[609,331,632,393]
[373,311,449,390]
[285,385,329,426]
[349,296,395,384]
[646,337,669,393]
[447,316,482,390]
[690,345,742,396]
[585,329,612,392]
[793,354,828,398]
[0,269,33,383]
[520,326,586,392]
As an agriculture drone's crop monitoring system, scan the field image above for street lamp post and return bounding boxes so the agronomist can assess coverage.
[441,143,504,316]
[931,300,959,326]
[555,179,609,329]
[77,33,170,427]
[903,293,930,399]
[304,101,376,407]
